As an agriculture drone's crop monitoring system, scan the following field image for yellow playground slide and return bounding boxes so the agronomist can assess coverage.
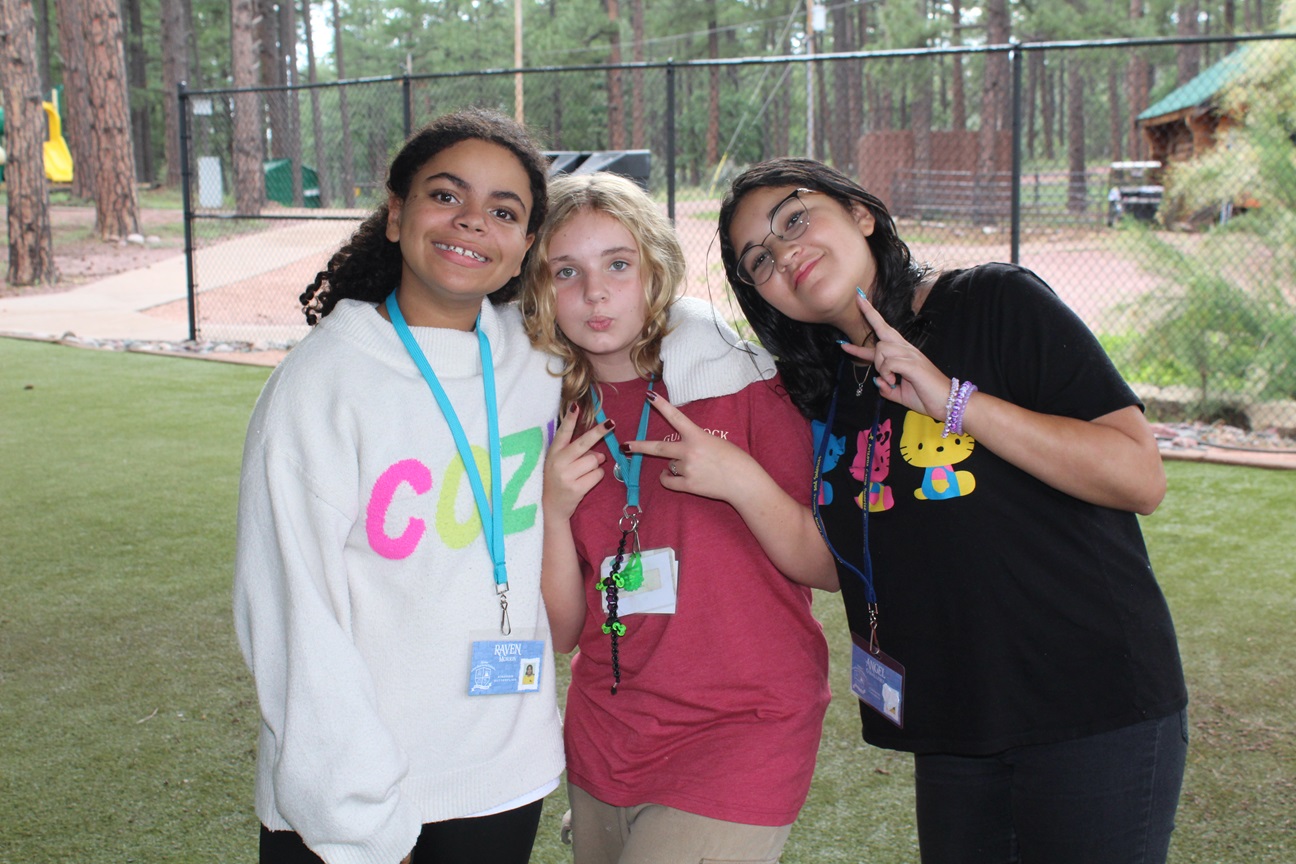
[43,101,73,183]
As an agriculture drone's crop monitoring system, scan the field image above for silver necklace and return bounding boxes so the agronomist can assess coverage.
[852,362,874,397]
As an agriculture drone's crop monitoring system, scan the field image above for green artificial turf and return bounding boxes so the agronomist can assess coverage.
[0,337,1291,863]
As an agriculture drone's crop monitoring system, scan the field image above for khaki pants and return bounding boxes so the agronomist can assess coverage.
[568,783,793,864]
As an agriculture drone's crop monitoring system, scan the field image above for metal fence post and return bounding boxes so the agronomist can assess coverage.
[667,59,676,223]
[403,75,412,139]
[178,81,197,342]
[1010,42,1023,265]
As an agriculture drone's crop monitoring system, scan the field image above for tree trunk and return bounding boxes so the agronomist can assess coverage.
[1125,0,1149,161]
[1108,59,1122,161]
[829,1,852,173]
[124,0,152,184]
[1043,58,1056,160]
[630,0,645,150]
[1176,2,1201,83]
[1067,61,1087,214]
[54,0,95,199]
[302,0,329,207]
[975,0,1010,224]
[0,0,58,285]
[84,0,141,239]
[279,0,303,206]
[160,0,188,187]
[231,0,265,214]
[950,0,967,130]
[706,0,719,167]
[35,0,51,93]
[605,0,626,150]
[260,0,286,165]
[912,62,934,217]
[848,2,865,172]
[815,44,828,163]
[1056,55,1066,157]
[332,0,355,207]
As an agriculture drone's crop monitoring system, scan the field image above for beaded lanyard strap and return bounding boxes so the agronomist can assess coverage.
[592,377,654,695]
[595,508,640,694]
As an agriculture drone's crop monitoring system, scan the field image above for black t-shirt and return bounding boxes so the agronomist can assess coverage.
[815,263,1187,755]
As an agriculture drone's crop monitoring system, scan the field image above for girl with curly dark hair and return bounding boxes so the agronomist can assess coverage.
[235,109,564,864]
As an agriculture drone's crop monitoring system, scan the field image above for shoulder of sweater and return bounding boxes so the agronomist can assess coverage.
[662,296,776,405]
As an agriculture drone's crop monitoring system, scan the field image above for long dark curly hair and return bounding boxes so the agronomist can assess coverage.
[300,108,550,324]
[717,158,930,419]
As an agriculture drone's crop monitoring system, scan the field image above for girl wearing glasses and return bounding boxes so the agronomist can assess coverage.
[718,158,1187,864]
[522,172,835,864]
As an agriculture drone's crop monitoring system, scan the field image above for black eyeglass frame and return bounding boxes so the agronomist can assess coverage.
[735,188,816,287]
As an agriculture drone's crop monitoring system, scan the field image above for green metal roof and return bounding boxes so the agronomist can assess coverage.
[1137,47,1251,122]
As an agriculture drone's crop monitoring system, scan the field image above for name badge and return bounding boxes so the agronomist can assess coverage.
[599,546,679,616]
[468,638,545,696]
[850,630,905,727]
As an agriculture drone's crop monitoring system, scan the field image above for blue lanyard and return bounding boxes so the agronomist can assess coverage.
[385,293,508,600]
[811,359,880,605]
[593,378,655,511]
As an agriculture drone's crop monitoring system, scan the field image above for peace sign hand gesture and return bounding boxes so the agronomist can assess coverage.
[620,391,752,504]
[543,404,612,521]
[621,391,839,591]
[841,290,954,422]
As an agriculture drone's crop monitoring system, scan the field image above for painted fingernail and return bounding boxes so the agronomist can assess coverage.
[619,443,633,455]
[835,338,848,345]
[645,390,658,402]
[569,402,578,414]
[603,419,615,430]
[856,286,867,300]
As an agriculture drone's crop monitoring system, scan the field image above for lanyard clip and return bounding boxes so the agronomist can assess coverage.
[498,592,511,636]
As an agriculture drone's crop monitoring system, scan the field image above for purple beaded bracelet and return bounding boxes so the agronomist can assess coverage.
[941,380,977,438]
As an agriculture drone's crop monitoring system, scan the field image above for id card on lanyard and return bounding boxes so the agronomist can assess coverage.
[385,293,542,697]
[812,359,905,727]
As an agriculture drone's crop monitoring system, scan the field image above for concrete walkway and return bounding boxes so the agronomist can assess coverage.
[0,252,193,343]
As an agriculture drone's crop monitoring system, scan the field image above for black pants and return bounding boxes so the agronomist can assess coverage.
[259,798,544,864]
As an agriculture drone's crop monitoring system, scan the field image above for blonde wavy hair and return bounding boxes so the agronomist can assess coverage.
[522,172,685,426]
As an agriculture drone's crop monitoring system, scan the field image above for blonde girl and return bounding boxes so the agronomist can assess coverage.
[521,172,836,864]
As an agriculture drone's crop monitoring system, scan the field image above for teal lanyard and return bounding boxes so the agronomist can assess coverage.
[385,292,510,633]
[593,377,655,511]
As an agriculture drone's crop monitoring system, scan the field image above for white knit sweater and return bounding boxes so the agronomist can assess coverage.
[233,298,564,864]
[660,295,777,404]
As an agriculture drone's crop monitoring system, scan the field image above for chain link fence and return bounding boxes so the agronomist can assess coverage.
[181,33,1296,435]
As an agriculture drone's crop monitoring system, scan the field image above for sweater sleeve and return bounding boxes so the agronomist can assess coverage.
[233,395,421,864]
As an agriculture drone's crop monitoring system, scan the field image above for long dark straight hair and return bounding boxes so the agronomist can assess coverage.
[717,158,930,418]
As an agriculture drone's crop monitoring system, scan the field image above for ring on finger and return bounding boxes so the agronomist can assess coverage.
[668,460,681,477]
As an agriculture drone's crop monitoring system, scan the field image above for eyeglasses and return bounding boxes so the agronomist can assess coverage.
[735,188,814,286]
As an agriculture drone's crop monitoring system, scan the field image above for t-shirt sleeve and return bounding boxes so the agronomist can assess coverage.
[968,263,1141,422]
[742,375,816,506]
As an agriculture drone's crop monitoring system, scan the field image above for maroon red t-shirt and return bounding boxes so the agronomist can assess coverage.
[563,374,831,826]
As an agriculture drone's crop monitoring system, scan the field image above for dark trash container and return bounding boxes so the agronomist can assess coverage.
[546,150,651,191]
